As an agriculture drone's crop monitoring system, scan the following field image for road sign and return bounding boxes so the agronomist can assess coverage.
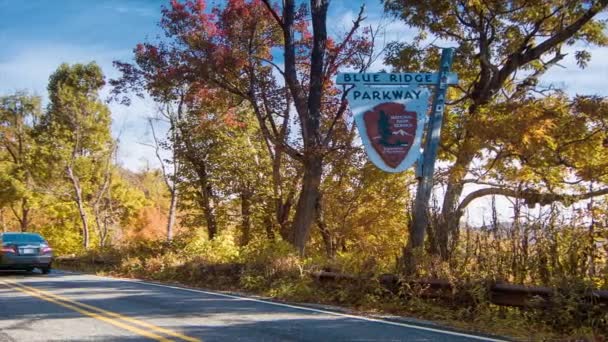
[347,86,429,173]
[339,53,458,174]
[337,72,458,86]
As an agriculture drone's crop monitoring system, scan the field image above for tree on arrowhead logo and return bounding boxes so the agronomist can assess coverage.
[346,84,429,173]
[363,102,417,168]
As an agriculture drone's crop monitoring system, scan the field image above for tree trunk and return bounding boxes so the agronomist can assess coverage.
[315,196,334,259]
[150,116,180,243]
[434,145,475,260]
[181,126,217,240]
[19,198,29,232]
[196,166,217,240]
[200,189,217,240]
[167,187,178,242]
[0,209,6,233]
[240,191,252,246]
[318,225,334,258]
[272,148,296,242]
[586,188,597,277]
[94,211,108,248]
[182,138,218,240]
[263,208,275,240]
[277,192,294,241]
[67,166,90,250]
[437,180,465,259]
[272,145,285,233]
[291,156,323,255]
[405,149,472,271]
[100,218,110,248]
[406,174,432,271]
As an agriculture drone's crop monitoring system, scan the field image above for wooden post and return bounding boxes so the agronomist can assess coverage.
[405,48,454,272]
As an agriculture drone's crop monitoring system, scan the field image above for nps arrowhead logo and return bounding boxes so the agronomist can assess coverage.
[347,86,429,173]
[363,103,417,168]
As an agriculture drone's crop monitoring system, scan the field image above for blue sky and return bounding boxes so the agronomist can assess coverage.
[0,0,381,171]
[0,0,162,50]
[0,0,169,171]
[0,0,607,224]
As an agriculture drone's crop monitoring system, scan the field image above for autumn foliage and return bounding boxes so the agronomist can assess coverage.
[1,0,608,339]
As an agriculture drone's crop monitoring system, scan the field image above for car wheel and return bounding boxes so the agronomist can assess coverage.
[25,267,34,272]
[41,267,51,275]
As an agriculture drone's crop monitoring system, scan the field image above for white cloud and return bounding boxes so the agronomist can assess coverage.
[0,44,126,95]
[104,3,156,17]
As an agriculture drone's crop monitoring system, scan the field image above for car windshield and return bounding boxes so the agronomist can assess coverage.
[1,234,45,244]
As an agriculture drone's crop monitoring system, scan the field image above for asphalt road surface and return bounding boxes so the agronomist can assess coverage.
[0,270,506,342]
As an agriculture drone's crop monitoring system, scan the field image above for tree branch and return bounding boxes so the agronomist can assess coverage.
[322,86,352,147]
[281,0,309,142]
[306,0,331,148]
[489,0,608,102]
[148,117,173,191]
[323,4,365,79]
[261,0,284,30]
[458,186,608,213]
[252,56,286,78]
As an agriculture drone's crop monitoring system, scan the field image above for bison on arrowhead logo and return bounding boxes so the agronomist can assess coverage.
[363,102,417,168]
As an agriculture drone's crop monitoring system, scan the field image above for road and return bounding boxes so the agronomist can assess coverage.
[0,270,505,342]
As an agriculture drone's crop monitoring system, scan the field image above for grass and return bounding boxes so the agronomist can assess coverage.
[55,248,608,342]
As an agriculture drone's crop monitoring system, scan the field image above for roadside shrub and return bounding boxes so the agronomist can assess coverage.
[240,238,301,277]
[181,230,240,264]
[530,278,608,337]
[119,256,144,276]
[267,277,316,302]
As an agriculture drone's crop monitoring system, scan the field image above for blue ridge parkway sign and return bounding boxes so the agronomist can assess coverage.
[337,57,458,174]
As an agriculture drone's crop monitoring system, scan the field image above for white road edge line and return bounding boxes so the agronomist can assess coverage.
[56,270,507,341]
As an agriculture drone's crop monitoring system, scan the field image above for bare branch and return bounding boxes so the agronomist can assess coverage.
[322,85,353,147]
[148,117,173,191]
[323,4,366,78]
[458,186,608,213]
[253,56,286,78]
[489,0,608,102]
[261,0,284,30]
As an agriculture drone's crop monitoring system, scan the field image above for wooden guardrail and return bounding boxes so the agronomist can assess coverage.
[312,271,608,309]
[55,255,112,265]
[56,255,607,310]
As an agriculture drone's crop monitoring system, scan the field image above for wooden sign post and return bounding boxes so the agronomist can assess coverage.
[409,48,455,258]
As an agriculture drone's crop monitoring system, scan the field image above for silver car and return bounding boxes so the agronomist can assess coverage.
[0,232,53,274]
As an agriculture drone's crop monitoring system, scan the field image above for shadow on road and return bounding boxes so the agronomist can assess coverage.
[0,272,493,341]
[0,270,48,277]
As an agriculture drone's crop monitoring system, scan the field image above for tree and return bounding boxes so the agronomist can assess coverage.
[314,130,413,260]
[38,62,114,249]
[95,165,148,247]
[112,0,375,254]
[147,113,181,242]
[122,168,175,241]
[209,109,276,245]
[384,0,608,263]
[259,0,377,255]
[175,101,225,240]
[0,92,42,231]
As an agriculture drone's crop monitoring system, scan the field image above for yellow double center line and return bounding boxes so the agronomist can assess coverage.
[0,279,200,342]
